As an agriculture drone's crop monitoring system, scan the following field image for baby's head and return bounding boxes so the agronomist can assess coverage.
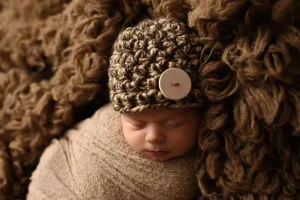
[109,19,203,162]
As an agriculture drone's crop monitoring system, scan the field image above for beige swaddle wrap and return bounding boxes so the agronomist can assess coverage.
[27,103,198,200]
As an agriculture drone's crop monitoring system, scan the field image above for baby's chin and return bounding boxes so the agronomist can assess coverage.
[147,155,169,162]
[141,151,176,162]
[144,149,197,162]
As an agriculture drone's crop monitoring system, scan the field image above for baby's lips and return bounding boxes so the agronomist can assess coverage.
[144,150,169,157]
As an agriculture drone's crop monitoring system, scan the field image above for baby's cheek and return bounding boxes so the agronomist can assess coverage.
[124,129,145,151]
[171,129,197,151]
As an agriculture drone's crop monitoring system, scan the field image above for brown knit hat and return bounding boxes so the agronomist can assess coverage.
[109,19,204,113]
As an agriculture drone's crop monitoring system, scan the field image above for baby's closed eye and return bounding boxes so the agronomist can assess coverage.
[127,121,145,129]
[162,120,186,128]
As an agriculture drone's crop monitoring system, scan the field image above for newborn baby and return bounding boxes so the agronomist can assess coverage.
[121,106,200,162]
[27,18,204,200]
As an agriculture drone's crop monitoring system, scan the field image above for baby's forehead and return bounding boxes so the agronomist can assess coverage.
[122,108,197,121]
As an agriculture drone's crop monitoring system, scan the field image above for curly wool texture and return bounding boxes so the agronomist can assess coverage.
[0,0,300,199]
[189,0,300,199]
[0,0,193,199]
[109,19,205,113]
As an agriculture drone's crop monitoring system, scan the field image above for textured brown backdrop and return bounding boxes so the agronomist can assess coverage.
[0,0,300,199]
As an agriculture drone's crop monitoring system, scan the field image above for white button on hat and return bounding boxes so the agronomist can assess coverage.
[159,68,192,100]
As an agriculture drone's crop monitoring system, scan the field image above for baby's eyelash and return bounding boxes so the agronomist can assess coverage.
[162,121,185,128]
[128,121,145,127]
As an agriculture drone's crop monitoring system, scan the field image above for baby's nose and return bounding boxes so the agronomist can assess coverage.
[145,124,165,143]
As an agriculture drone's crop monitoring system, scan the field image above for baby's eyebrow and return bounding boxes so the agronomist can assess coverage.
[124,117,148,124]
[132,119,145,123]
[124,117,143,122]
[123,111,186,122]
[143,116,182,123]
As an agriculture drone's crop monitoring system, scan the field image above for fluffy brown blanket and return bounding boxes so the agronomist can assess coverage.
[1,0,300,199]
[27,103,198,200]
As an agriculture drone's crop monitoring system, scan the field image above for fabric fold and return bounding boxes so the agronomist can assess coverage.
[27,103,198,200]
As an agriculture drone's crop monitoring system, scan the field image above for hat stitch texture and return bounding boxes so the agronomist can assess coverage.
[109,18,204,113]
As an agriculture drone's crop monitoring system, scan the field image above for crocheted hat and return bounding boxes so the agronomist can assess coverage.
[109,19,204,113]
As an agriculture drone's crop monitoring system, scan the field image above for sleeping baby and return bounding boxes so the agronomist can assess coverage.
[27,18,204,200]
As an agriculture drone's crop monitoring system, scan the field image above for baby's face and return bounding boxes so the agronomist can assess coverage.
[121,108,200,162]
